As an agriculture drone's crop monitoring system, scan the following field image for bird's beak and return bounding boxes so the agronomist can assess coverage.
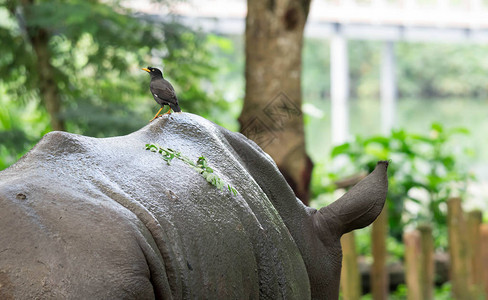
[142,68,150,73]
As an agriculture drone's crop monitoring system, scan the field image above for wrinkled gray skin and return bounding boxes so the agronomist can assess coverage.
[0,113,388,299]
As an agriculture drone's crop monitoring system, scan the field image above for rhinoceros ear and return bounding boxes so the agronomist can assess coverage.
[318,161,389,236]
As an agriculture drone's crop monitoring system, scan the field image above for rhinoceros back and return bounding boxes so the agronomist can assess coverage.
[0,113,311,299]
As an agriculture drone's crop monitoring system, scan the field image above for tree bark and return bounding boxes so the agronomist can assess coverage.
[241,0,313,203]
[21,0,65,131]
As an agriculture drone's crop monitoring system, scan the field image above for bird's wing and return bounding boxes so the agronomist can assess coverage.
[150,79,178,104]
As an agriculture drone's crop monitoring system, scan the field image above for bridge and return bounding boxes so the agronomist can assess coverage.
[129,0,487,144]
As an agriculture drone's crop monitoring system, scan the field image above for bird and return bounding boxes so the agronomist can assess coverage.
[142,67,181,121]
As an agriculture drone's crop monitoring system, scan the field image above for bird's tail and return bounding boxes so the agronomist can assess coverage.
[170,103,182,112]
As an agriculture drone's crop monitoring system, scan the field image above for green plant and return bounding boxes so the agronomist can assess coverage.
[145,143,238,196]
[0,0,236,172]
[389,283,453,299]
[434,283,454,300]
[358,282,453,299]
[321,123,474,248]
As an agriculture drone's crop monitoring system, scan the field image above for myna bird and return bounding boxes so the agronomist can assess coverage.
[142,67,181,121]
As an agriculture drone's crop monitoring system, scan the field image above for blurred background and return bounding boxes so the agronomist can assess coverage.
[1,0,487,298]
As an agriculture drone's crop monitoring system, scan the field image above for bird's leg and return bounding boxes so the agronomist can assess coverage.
[164,108,172,115]
[150,107,164,122]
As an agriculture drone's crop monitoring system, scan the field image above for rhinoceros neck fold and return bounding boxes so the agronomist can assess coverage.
[220,128,310,223]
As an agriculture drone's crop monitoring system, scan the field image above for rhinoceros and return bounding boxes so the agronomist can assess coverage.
[0,113,388,299]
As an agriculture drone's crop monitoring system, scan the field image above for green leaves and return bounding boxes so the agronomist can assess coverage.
[324,123,474,249]
[0,0,232,141]
[331,143,350,157]
[0,0,238,172]
[145,143,238,196]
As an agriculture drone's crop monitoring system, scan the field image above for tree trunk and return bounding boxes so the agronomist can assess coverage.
[241,0,313,203]
[21,0,65,131]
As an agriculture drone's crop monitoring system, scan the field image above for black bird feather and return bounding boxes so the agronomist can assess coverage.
[142,67,181,120]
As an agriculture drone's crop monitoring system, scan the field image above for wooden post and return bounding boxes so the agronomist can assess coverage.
[480,223,488,298]
[418,224,434,300]
[403,226,434,300]
[467,210,483,297]
[447,197,470,299]
[404,230,421,300]
[371,206,388,300]
[340,232,361,300]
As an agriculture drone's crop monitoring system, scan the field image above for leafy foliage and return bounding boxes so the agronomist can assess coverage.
[145,143,238,196]
[314,123,474,247]
[0,0,235,169]
[387,282,452,300]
